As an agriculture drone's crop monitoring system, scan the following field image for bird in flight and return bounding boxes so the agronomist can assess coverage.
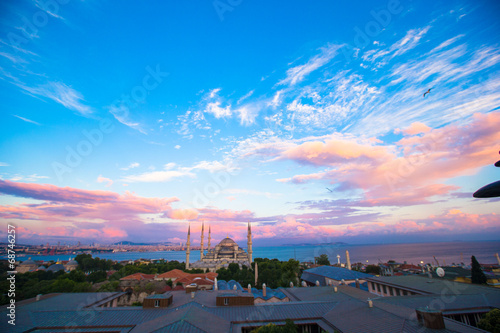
[423,88,432,97]
[326,188,333,192]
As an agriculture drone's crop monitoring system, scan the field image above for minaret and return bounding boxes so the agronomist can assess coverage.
[346,250,351,270]
[208,225,211,251]
[247,222,253,263]
[186,223,191,269]
[200,222,205,260]
[255,262,258,285]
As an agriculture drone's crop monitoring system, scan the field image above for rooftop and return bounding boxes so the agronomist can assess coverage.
[301,265,372,285]
[366,275,500,296]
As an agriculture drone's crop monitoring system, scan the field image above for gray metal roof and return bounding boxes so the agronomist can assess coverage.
[130,304,230,333]
[152,320,206,333]
[2,286,491,333]
[366,275,500,296]
[302,266,372,285]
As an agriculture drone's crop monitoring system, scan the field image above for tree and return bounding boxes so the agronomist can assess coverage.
[67,270,86,283]
[471,256,487,285]
[315,254,330,266]
[365,265,381,275]
[87,271,107,284]
[251,319,298,333]
[478,308,500,333]
[98,281,120,292]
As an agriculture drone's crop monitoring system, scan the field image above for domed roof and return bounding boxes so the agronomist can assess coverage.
[66,260,78,266]
[47,263,65,272]
[20,259,37,266]
[218,237,237,247]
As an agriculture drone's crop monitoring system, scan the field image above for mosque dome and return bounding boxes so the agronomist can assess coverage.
[218,237,237,247]
[20,259,37,266]
[47,263,65,272]
[66,260,78,266]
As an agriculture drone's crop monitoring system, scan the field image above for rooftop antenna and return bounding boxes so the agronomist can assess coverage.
[433,256,439,266]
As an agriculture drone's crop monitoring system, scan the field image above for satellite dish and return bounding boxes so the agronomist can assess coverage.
[473,180,500,198]
[436,267,445,278]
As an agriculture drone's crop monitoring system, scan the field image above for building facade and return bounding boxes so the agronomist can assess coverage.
[186,222,253,272]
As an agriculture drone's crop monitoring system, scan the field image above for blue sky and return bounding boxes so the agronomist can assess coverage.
[0,0,499,246]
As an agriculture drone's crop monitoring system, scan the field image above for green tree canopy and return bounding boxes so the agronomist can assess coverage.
[315,254,330,266]
[471,255,487,285]
[478,308,500,333]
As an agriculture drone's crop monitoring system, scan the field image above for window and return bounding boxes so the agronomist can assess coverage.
[371,282,375,290]
[224,298,229,305]
[377,284,381,292]
[383,285,387,294]
[154,300,160,307]
[402,290,407,296]
[388,287,393,295]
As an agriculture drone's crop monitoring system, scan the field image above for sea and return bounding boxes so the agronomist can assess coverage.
[6,240,500,266]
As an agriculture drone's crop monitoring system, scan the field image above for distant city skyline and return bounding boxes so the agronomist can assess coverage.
[0,1,499,245]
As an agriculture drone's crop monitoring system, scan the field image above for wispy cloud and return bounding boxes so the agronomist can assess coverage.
[109,105,147,134]
[203,88,232,119]
[122,169,194,183]
[362,26,431,66]
[120,162,140,171]
[278,44,341,86]
[34,0,65,20]
[12,115,41,125]
[97,175,113,187]
[18,82,93,116]
[0,163,9,167]
[9,174,49,182]
[237,90,254,105]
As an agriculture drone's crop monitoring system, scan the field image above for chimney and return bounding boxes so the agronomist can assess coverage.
[368,299,373,308]
[355,278,360,289]
[233,284,237,290]
[416,308,446,329]
[262,283,267,297]
[290,281,294,288]
[248,284,252,293]
[191,292,195,299]
[496,253,500,266]
[346,250,351,270]
[36,294,42,301]
[316,280,320,286]
[341,279,346,285]
[301,281,307,287]
[214,277,218,290]
[334,286,338,293]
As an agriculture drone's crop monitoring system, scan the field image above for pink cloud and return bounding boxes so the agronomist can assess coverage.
[277,112,500,201]
[97,175,113,187]
[396,121,431,135]
[280,137,391,166]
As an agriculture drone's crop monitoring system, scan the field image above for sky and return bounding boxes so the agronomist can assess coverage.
[0,0,499,247]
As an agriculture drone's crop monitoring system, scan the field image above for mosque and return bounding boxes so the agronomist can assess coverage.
[185,222,253,272]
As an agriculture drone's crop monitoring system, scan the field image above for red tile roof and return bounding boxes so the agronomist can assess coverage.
[157,269,189,280]
[119,273,155,281]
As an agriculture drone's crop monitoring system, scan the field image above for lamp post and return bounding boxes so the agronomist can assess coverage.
[473,151,500,198]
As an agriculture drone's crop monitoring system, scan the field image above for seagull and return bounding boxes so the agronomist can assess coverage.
[423,88,432,97]
[326,188,333,192]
